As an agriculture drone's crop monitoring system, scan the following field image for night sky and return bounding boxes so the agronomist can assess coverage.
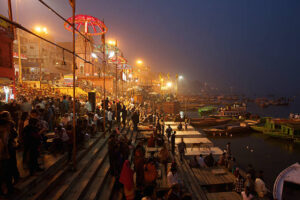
[1,0,300,96]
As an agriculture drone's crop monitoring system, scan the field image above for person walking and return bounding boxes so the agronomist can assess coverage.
[132,112,139,132]
[121,105,127,129]
[178,138,187,161]
[22,118,42,175]
[166,125,172,142]
[171,131,176,155]
[167,166,179,188]
[107,109,113,133]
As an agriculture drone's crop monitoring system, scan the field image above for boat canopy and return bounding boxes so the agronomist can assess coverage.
[273,163,300,200]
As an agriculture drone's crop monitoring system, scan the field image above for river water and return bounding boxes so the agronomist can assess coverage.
[186,100,300,189]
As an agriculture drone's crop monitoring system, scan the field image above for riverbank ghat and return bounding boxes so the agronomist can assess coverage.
[164,121,241,200]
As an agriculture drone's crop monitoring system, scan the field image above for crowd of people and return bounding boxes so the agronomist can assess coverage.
[0,89,270,200]
[0,90,140,197]
[105,110,193,200]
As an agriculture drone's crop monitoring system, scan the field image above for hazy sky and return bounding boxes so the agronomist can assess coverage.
[1,0,300,96]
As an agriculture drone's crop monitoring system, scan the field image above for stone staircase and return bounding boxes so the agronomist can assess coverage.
[13,125,135,200]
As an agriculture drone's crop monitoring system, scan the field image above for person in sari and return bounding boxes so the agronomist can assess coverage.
[119,160,135,200]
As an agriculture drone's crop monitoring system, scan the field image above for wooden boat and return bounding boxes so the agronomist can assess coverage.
[273,163,300,200]
[226,125,251,134]
[203,128,225,135]
[250,125,265,132]
[190,118,231,127]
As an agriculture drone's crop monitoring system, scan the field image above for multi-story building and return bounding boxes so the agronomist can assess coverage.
[0,16,14,83]
[13,29,70,82]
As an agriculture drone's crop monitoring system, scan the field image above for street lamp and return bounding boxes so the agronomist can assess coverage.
[108,40,116,46]
[33,26,48,89]
[136,60,143,65]
[107,39,119,100]
[166,82,172,88]
[34,26,48,34]
[178,75,184,80]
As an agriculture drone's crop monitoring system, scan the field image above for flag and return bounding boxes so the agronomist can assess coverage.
[69,0,75,8]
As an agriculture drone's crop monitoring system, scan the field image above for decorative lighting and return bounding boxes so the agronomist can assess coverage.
[178,75,183,80]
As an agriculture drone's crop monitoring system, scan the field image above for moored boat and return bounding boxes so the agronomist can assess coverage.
[226,125,251,134]
[273,163,300,200]
[250,118,300,143]
[250,125,265,132]
[203,128,225,135]
[190,118,231,127]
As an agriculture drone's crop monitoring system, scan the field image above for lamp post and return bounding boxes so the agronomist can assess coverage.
[108,40,118,100]
[176,74,183,97]
[136,59,143,86]
[34,26,48,88]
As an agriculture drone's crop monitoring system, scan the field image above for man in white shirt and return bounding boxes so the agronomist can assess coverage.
[107,109,113,132]
[197,154,207,168]
[167,167,179,188]
[85,101,92,112]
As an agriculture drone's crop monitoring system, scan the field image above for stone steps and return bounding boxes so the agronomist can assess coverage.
[15,122,134,200]
[14,132,105,200]
[79,157,110,200]
[35,135,109,200]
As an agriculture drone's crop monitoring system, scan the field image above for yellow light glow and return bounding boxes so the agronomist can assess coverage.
[35,26,41,33]
[108,40,116,46]
[167,82,172,87]
[128,74,133,78]
[136,60,143,65]
[34,26,48,34]
[43,27,48,34]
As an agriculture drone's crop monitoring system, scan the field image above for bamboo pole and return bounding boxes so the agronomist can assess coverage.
[102,31,106,136]
[72,0,77,170]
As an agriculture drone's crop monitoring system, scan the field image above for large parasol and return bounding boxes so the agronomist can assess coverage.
[64,14,107,35]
